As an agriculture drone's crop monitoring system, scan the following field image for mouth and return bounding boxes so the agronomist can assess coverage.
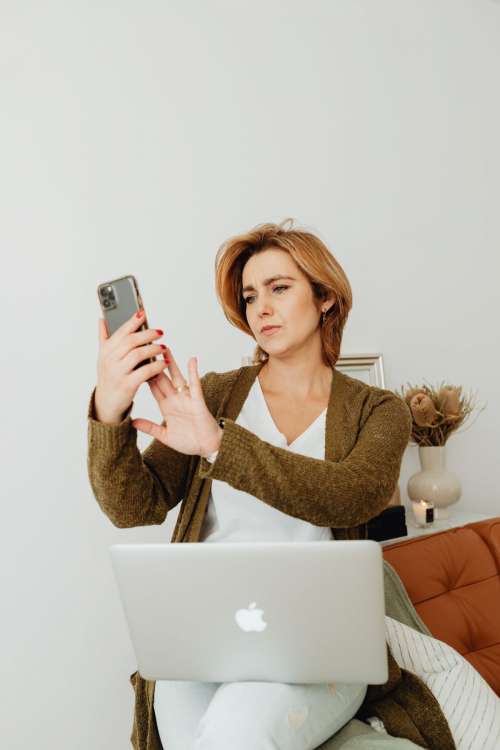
[261,326,281,335]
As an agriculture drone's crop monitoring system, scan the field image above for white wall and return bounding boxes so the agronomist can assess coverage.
[2,1,499,748]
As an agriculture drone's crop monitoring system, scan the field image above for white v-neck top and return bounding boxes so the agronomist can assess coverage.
[199,376,334,543]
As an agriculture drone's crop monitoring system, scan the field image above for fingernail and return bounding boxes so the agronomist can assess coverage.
[135,310,144,318]
[156,328,163,335]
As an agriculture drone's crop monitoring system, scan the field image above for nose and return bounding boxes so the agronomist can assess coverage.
[258,308,274,324]
[256,297,274,318]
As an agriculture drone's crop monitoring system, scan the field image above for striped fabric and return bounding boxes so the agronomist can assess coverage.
[385,616,500,750]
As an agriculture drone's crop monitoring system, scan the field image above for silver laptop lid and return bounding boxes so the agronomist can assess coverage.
[109,540,388,684]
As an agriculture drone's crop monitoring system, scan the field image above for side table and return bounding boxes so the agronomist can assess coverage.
[379,509,493,547]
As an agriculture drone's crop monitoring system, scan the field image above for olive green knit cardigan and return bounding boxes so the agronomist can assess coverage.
[87,362,456,750]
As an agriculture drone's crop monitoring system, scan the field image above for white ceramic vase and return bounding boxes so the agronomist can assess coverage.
[407,445,462,520]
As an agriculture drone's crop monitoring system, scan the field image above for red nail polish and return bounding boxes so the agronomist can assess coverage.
[135,310,144,318]
[156,329,163,336]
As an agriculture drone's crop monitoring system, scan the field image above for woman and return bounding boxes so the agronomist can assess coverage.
[87,219,454,750]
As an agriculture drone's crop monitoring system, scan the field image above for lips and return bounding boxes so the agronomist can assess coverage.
[261,326,281,334]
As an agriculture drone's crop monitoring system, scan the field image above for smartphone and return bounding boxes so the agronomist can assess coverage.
[97,275,157,372]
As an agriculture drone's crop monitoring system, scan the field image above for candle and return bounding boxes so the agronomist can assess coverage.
[411,499,435,527]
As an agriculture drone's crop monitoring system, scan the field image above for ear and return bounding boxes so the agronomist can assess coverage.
[323,294,337,314]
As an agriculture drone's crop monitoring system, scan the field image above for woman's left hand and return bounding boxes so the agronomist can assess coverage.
[131,349,222,458]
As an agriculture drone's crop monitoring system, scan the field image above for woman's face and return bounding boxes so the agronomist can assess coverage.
[241,248,327,356]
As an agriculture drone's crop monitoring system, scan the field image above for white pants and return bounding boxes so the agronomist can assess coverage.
[153,678,368,750]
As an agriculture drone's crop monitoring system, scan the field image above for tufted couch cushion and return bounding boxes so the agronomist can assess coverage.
[382,516,500,696]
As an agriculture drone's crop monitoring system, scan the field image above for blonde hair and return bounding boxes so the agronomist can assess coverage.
[214,218,353,368]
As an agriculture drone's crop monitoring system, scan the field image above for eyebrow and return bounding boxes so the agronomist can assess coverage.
[242,275,296,293]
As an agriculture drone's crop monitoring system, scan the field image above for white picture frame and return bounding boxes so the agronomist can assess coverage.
[335,353,385,388]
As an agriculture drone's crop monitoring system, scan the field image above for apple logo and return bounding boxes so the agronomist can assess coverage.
[235,601,267,632]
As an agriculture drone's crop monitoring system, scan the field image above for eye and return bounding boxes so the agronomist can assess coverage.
[243,285,289,305]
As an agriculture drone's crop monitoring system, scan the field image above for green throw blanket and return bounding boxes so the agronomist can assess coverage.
[316,560,447,750]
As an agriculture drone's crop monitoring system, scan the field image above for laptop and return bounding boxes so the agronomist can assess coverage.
[109,540,388,684]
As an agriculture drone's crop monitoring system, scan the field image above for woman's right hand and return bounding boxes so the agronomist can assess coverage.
[94,310,170,424]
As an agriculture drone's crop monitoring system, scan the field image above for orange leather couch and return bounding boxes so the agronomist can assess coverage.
[382,516,500,696]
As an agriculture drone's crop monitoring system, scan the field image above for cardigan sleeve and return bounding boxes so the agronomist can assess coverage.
[86,372,217,528]
[197,392,412,528]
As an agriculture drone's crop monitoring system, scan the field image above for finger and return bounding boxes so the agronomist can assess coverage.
[99,318,109,342]
[164,347,188,389]
[147,377,163,402]
[149,367,176,399]
[187,356,203,402]
[144,384,169,427]
[147,375,172,404]
[113,309,148,346]
[131,417,168,442]
[128,359,171,392]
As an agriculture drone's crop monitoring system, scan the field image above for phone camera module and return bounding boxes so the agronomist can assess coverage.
[99,284,117,310]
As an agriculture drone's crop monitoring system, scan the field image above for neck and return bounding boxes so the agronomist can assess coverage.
[258,358,333,401]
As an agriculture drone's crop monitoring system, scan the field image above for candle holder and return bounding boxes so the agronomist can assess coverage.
[411,499,435,528]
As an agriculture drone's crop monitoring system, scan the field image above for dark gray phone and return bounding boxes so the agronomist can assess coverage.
[97,275,156,372]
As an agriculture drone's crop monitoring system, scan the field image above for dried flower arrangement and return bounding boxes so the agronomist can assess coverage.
[394,381,486,447]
